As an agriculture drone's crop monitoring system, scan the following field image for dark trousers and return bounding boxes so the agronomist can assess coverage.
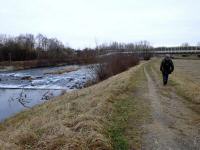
[162,72,169,85]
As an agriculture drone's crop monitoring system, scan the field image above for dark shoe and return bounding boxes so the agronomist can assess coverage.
[163,81,167,85]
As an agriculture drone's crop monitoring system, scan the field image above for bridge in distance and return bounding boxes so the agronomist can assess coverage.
[153,47,200,54]
[101,47,200,56]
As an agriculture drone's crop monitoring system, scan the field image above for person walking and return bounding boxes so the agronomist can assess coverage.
[160,54,174,85]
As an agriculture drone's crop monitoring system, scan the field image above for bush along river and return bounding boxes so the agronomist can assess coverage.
[0,65,93,121]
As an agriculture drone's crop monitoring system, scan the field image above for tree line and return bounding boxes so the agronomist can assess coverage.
[95,40,152,54]
[0,34,154,64]
[0,34,73,62]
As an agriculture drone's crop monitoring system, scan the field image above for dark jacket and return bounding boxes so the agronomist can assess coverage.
[160,58,174,74]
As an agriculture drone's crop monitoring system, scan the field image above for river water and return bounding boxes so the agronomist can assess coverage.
[0,65,92,121]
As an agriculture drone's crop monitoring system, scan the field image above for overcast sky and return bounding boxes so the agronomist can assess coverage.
[0,0,200,48]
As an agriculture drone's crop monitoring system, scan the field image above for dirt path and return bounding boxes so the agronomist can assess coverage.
[142,66,200,150]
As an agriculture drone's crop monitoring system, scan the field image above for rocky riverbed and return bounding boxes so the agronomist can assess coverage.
[0,65,92,90]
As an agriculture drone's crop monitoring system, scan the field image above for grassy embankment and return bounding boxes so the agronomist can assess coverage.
[151,59,200,114]
[0,62,150,149]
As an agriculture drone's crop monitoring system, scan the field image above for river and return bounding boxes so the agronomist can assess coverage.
[0,65,92,121]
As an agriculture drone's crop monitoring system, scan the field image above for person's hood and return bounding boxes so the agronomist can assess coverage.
[164,54,170,60]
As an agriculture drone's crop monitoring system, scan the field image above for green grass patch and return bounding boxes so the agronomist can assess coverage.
[107,66,150,150]
[108,94,131,150]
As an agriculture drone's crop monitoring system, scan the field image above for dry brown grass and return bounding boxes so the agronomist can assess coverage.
[44,66,80,75]
[0,60,69,71]
[169,60,200,113]
[0,62,145,149]
[0,60,39,71]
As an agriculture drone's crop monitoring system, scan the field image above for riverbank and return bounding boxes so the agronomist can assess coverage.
[0,62,147,149]
[0,60,75,72]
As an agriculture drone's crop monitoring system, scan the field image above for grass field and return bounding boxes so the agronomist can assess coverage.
[172,59,200,84]
[171,59,200,113]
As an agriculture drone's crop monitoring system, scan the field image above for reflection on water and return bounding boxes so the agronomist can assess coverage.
[0,89,63,121]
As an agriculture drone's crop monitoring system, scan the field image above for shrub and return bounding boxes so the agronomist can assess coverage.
[91,54,139,81]
[91,63,110,81]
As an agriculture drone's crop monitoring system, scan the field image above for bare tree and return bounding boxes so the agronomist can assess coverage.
[36,34,49,51]
[36,33,44,50]
[181,42,190,47]
[0,34,7,45]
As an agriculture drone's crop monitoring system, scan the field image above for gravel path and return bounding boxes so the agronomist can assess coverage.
[141,67,200,150]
